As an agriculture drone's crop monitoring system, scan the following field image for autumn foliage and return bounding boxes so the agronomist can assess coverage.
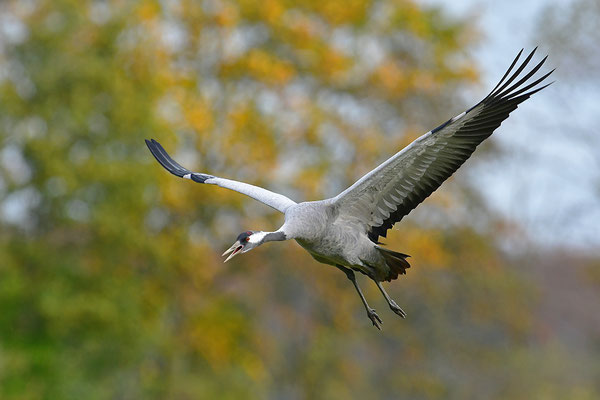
[0,1,596,399]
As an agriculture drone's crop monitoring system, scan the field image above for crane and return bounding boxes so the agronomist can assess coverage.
[146,49,553,329]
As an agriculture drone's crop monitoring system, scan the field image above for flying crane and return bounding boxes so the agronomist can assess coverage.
[146,49,553,329]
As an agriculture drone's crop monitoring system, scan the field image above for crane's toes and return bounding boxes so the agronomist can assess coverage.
[367,308,383,330]
[389,300,407,319]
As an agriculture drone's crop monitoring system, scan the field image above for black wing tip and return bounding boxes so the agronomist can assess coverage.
[146,138,165,152]
[145,138,164,148]
[145,138,161,153]
[519,80,555,99]
[191,173,212,183]
[145,138,191,178]
[145,139,214,183]
[486,48,554,104]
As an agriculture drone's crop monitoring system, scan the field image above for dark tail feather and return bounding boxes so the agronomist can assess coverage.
[376,246,411,282]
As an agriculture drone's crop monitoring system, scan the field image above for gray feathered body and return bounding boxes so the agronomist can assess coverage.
[282,201,409,282]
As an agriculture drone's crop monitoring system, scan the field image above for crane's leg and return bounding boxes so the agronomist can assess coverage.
[335,265,382,329]
[375,281,407,318]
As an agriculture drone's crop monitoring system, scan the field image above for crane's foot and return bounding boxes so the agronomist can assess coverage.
[367,308,383,329]
[388,300,407,319]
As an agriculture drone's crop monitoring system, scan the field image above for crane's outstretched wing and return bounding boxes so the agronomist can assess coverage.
[332,48,554,243]
[145,139,297,213]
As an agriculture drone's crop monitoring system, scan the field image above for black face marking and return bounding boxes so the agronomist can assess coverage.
[236,231,252,242]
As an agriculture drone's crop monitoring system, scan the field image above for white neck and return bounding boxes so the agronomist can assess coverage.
[248,231,268,244]
[249,230,287,244]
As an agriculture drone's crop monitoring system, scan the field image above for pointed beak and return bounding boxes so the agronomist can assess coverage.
[222,241,243,263]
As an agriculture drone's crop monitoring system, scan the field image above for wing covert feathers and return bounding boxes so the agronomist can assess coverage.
[367,48,554,243]
[329,49,553,243]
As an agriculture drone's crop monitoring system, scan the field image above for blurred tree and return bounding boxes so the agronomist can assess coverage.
[536,0,600,80]
[1,0,594,399]
[530,0,600,249]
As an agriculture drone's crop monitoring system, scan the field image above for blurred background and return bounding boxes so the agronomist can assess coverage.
[0,0,598,398]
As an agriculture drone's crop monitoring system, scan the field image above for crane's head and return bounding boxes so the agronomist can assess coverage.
[222,231,266,262]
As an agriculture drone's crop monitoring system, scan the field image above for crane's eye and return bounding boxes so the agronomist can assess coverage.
[245,237,250,242]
